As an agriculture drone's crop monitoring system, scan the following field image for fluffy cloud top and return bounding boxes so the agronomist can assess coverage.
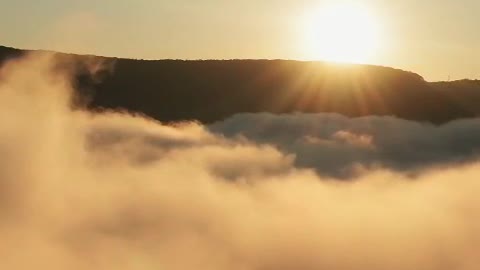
[0,54,479,270]
[211,113,480,178]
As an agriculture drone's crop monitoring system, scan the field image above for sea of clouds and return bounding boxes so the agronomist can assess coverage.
[211,113,480,178]
[0,53,479,270]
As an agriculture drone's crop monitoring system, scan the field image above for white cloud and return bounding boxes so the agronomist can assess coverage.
[0,54,479,270]
[211,113,480,177]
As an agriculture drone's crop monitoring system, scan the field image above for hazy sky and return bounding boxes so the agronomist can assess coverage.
[1,0,479,81]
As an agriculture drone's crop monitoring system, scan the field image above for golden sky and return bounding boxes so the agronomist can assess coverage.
[1,0,479,81]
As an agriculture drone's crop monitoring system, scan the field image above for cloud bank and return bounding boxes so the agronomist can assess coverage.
[0,54,479,270]
[211,113,480,178]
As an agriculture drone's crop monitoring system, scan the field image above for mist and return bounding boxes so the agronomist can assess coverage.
[0,53,479,270]
[211,113,480,178]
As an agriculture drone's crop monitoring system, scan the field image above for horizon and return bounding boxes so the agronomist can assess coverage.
[2,0,479,81]
[3,43,477,83]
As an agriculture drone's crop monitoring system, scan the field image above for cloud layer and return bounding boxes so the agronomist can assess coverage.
[0,54,479,270]
[211,113,480,178]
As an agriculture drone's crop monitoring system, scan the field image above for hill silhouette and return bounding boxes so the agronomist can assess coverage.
[1,45,479,124]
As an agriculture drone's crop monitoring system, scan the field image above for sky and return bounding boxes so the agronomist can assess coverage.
[1,0,479,81]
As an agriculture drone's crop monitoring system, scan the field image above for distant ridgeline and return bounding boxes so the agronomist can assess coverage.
[1,45,479,124]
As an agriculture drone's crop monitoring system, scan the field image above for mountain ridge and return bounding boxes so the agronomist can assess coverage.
[1,45,479,124]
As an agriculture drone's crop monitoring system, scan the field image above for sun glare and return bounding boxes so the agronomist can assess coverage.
[302,3,381,64]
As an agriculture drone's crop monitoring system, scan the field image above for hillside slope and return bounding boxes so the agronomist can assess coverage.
[1,45,478,123]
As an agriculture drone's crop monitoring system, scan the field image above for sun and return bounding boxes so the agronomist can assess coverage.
[302,3,381,64]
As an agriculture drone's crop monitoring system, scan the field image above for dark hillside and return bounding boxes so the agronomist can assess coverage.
[1,45,478,123]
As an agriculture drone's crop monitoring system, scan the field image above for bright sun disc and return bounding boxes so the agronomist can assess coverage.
[303,3,381,64]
